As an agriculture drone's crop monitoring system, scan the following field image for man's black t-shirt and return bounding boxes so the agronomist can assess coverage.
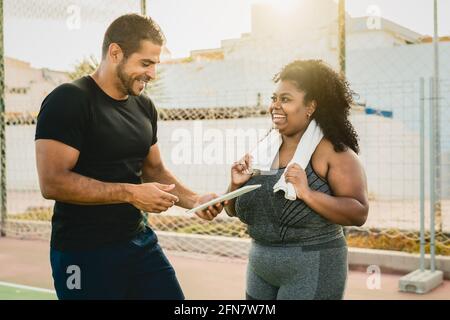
[35,76,158,251]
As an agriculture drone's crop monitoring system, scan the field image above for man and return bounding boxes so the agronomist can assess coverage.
[35,14,225,300]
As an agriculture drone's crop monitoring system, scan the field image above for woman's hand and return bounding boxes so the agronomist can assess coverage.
[231,153,253,188]
[284,163,311,200]
[193,193,229,221]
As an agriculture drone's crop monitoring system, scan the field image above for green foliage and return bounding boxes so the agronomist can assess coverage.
[68,55,99,80]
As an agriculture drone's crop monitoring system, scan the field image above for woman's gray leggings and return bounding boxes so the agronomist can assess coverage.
[246,237,348,300]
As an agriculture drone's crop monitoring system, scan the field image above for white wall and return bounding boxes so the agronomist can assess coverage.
[347,30,408,50]
[7,114,424,200]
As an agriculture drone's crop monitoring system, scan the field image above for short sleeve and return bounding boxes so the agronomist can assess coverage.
[149,99,158,146]
[35,83,90,151]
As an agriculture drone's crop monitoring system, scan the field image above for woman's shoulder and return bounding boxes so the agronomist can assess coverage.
[315,138,361,168]
[312,138,361,175]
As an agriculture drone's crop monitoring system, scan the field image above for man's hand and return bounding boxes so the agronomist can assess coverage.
[128,182,179,213]
[193,193,229,221]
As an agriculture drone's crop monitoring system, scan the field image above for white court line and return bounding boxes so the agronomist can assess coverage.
[0,281,56,294]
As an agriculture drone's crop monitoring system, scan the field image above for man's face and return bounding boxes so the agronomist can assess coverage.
[116,40,162,96]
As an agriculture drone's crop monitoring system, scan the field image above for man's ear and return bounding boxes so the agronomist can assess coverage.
[108,43,124,64]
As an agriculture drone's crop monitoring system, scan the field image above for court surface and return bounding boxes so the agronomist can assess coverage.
[1,237,449,300]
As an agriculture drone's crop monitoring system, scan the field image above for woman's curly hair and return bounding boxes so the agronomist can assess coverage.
[274,59,360,154]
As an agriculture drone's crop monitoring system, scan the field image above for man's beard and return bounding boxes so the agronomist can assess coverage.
[116,60,148,96]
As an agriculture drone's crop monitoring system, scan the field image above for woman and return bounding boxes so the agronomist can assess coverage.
[225,60,369,300]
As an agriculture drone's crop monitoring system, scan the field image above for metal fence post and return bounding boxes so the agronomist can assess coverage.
[398,77,443,294]
[0,0,6,237]
[432,0,442,234]
[419,77,425,272]
[141,0,147,16]
[429,77,436,272]
[338,0,346,76]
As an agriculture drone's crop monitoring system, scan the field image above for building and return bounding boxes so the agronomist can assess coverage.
[4,0,449,201]
[155,0,449,108]
[5,57,69,114]
[151,0,449,199]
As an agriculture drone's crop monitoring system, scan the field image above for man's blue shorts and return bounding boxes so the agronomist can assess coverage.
[50,226,184,300]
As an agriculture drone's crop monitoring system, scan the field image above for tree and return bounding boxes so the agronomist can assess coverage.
[68,55,99,80]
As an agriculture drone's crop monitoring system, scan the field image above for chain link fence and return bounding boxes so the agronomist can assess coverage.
[342,0,450,255]
[1,0,449,258]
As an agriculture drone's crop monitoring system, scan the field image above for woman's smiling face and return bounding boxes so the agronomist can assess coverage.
[269,80,316,136]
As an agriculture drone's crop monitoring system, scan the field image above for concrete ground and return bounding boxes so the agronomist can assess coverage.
[0,237,449,300]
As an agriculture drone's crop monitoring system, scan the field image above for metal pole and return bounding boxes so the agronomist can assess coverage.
[433,0,442,234]
[141,0,147,16]
[430,0,440,272]
[429,77,436,272]
[419,78,425,271]
[140,0,148,226]
[0,0,6,237]
[338,0,346,76]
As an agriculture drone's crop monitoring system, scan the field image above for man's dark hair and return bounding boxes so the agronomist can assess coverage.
[102,14,166,59]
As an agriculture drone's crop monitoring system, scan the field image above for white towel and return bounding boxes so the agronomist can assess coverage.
[249,120,324,200]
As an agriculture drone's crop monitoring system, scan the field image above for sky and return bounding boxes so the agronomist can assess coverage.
[151,0,450,58]
[4,0,450,71]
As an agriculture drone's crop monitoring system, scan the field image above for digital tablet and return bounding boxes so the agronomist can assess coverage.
[185,184,262,214]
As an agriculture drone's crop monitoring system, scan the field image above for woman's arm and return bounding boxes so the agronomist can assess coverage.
[224,154,253,217]
[285,149,369,227]
[224,182,242,217]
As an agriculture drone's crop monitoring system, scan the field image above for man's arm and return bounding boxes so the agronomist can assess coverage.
[35,139,178,213]
[141,143,197,209]
[141,144,227,220]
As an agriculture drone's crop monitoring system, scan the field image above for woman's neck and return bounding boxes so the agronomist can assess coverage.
[281,129,305,149]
